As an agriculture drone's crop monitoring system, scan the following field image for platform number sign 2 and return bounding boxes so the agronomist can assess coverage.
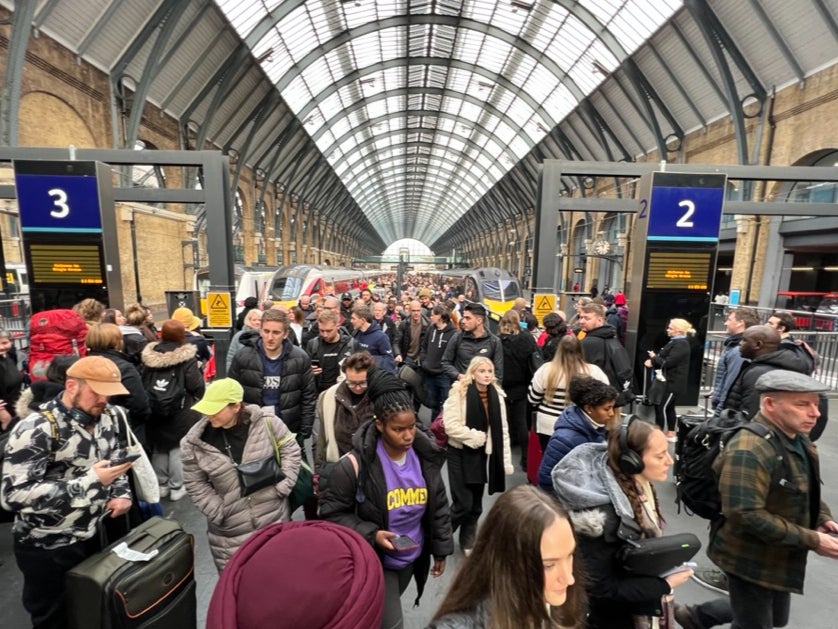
[645,173,726,242]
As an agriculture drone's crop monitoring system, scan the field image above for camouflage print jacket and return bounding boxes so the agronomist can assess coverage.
[0,400,131,549]
[708,414,832,593]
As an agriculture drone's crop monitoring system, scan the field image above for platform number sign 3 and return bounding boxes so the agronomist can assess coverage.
[48,188,70,218]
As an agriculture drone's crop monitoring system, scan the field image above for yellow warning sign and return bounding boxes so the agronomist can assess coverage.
[206,291,233,328]
[532,293,556,325]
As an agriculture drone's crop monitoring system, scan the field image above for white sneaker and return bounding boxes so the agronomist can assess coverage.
[158,486,170,499]
[168,486,187,501]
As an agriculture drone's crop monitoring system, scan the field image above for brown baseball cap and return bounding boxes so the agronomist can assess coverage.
[66,356,129,396]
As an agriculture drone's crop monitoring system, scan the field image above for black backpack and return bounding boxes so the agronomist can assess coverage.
[674,410,788,520]
[142,366,186,417]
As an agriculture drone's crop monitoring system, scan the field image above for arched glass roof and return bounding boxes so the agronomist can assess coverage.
[216,0,682,245]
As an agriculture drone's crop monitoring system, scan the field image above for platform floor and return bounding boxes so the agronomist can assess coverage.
[1,404,837,628]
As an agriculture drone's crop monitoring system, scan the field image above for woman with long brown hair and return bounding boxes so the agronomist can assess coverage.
[429,484,586,629]
[528,334,609,450]
[552,417,693,628]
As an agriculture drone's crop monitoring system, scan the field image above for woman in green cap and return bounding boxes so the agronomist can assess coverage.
[181,378,301,572]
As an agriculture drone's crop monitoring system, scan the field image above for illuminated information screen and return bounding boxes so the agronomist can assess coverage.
[26,242,104,285]
[645,251,712,290]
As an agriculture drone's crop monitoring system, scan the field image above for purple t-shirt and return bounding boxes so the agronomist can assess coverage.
[377,439,427,569]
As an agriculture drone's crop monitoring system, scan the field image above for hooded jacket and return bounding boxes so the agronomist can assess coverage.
[353,320,397,373]
[711,332,744,410]
[579,325,631,391]
[537,405,607,493]
[723,346,814,419]
[318,419,453,605]
[229,333,316,439]
[180,404,301,572]
[420,322,458,375]
[551,443,669,627]
[140,341,205,450]
[441,329,504,382]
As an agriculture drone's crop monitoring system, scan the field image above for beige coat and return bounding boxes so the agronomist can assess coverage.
[181,404,301,572]
[441,381,514,475]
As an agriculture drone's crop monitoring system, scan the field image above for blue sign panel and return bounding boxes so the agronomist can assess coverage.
[646,173,726,242]
[14,171,102,233]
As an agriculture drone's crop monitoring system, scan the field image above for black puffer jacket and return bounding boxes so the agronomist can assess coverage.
[87,348,150,430]
[724,346,814,419]
[318,418,453,604]
[140,342,205,450]
[499,331,539,399]
[441,330,504,381]
[228,334,316,439]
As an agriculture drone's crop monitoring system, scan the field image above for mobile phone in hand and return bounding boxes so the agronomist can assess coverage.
[109,453,141,467]
[311,359,320,368]
[391,535,419,551]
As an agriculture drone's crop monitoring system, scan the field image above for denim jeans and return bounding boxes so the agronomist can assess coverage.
[424,372,452,419]
[728,572,790,628]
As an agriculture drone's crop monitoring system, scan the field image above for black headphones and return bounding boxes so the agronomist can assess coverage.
[54,396,99,426]
[617,414,645,475]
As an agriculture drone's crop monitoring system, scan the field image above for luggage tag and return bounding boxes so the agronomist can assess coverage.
[111,542,159,562]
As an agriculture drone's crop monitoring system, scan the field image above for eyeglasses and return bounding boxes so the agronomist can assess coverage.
[346,380,368,390]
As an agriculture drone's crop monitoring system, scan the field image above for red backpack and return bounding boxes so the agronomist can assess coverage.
[28,309,88,381]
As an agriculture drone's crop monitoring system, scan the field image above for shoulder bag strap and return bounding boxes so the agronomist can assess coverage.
[264,417,282,464]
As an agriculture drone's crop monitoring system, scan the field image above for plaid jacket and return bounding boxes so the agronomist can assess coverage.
[708,414,832,593]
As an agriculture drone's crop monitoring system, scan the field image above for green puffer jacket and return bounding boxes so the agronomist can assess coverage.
[708,414,832,593]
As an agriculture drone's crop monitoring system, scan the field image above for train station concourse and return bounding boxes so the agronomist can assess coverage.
[1,2,838,626]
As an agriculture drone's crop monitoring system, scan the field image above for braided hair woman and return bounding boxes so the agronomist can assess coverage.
[551,417,693,628]
[318,389,453,629]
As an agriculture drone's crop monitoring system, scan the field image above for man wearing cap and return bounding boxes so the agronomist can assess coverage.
[417,288,434,318]
[339,293,354,328]
[707,370,838,629]
[1,355,134,628]
[441,302,503,382]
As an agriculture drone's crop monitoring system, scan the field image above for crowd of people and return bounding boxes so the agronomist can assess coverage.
[0,282,836,629]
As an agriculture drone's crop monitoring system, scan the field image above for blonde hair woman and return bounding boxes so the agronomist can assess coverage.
[528,335,609,450]
[441,356,513,554]
[644,318,695,439]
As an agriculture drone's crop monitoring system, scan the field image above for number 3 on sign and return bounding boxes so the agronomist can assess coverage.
[676,199,694,228]
[48,188,69,218]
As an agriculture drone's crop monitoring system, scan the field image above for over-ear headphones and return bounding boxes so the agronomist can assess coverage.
[54,396,98,426]
[617,414,645,475]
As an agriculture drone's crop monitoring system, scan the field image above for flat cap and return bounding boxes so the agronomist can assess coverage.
[755,370,829,393]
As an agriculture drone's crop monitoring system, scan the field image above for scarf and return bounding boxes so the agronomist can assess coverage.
[465,383,506,495]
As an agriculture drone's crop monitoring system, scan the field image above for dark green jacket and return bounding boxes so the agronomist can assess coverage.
[708,414,832,593]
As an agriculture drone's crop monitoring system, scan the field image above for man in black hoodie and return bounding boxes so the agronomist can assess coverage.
[420,304,458,418]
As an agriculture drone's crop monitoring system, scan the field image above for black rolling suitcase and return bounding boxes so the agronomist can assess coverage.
[66,516,196,629]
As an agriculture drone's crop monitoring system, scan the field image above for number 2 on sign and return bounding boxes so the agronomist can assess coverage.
[47,188,69,218]
[676,199,695,228]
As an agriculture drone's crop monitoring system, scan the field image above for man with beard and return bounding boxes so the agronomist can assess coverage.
[1,356,133,629]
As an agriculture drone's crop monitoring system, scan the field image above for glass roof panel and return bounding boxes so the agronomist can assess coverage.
[216,0,682,244]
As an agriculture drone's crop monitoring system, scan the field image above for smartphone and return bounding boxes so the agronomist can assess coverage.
[391,535,419,551]
[311,359,320,368]
[109,453,141,467]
